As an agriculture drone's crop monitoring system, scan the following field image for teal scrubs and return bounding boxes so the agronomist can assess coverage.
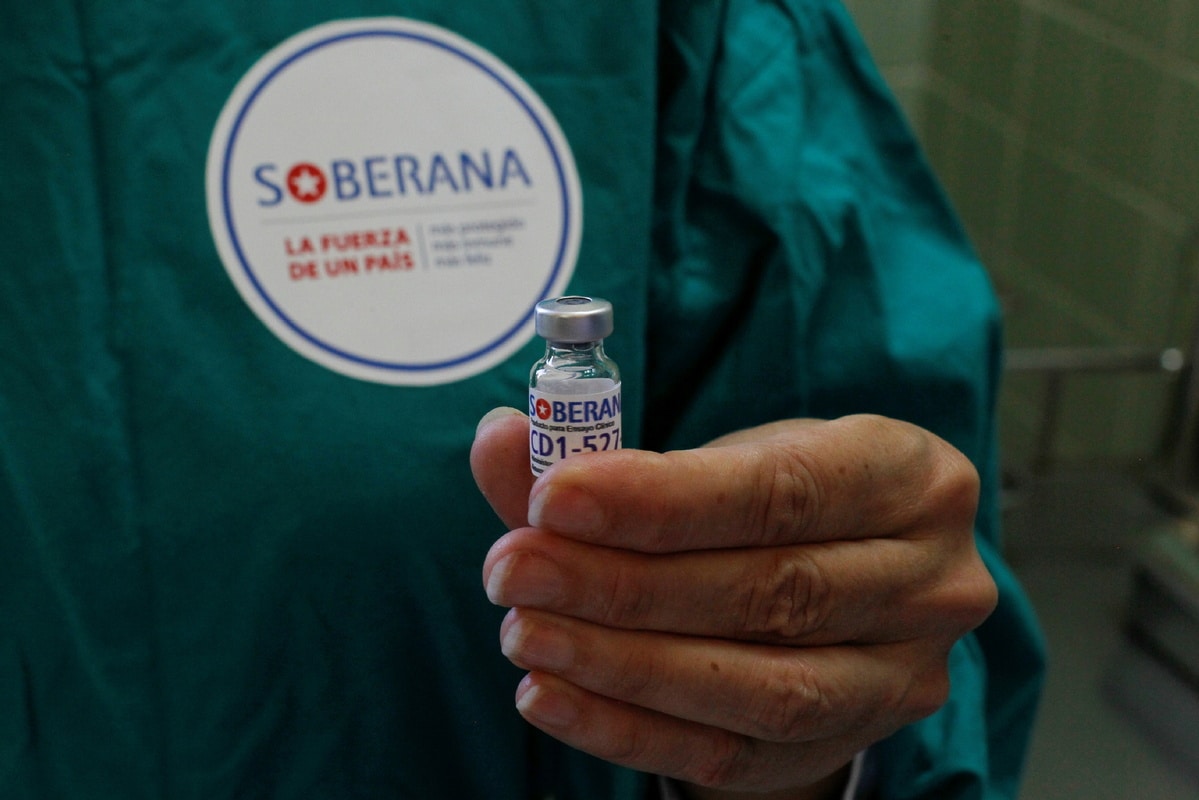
[0,1,1043,797]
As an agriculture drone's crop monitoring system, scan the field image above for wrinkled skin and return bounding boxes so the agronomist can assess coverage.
[472,411,998,799]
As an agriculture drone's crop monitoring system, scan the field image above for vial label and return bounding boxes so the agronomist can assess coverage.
[529,380,622,475]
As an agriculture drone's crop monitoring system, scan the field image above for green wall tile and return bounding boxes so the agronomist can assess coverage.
[929,0,1023,113]
[1129,223,1193,347]
[1025,14,1098,152]
[1013,151,1081,303]
[843,0,936,69]
[1082,46,1164,193]
[1110,375,1178,459]
[918,90,962,183]
[1183,3,1199,65]
[1002,270,1108,349]
[890,85,927,132]
[1067,185,1151,328]
[929,0,973,77]
[1157,77,1199,221]
[968,0,1025,116]
[1166,231,1199,348]
[918,0,1191,466]
[997,371,1051,467]
[1054,374,1131,461]
[1011,152,1154,337]
[948,111,1007,258]
[1060,0,1173,49]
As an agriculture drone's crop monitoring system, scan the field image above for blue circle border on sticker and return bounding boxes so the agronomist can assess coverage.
[218,26,575,374]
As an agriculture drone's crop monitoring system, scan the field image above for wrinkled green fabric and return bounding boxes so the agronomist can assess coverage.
[0,1,1043,798]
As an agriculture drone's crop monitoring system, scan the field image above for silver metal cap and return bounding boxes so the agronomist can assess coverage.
[535,296,614,343]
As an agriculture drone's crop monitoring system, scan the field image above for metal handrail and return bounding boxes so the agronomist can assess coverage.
[1005,346,1187,473]
[1006,346,1185,374]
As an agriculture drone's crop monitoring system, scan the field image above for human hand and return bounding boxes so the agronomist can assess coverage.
[471,411,998,798]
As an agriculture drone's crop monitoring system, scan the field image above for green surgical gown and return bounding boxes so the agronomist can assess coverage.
[0,0,1044,797]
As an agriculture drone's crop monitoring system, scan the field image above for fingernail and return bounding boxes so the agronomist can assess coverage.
[476,406,525,436]
[501,616,574,672]
[515,681,579,729]
[528,484,604,536]
[485,552,566,607]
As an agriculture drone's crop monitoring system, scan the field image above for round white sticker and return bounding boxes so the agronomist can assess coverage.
[206,18,582,385]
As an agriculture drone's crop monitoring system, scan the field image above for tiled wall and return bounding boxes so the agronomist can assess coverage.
[841,0,936,127]
[847,0,1199,467]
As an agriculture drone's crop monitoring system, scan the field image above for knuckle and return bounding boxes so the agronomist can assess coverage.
[974,569,1000,621]
[878,641,954,726]
[753,446,823,545]
[866,416,981,528]
[853,413,901,444]
[746,657,831,742]
[742,551,833,641]
[946,556,999,631]
[920,438,981,527]
[934,455,981,524]
[897,660,952,724]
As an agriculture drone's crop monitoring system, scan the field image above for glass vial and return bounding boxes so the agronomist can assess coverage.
[529,296,622,475]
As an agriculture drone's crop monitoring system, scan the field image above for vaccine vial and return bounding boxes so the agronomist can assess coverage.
[529,296,622,475]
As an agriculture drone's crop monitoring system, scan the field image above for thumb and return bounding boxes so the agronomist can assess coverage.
[471,407,534,530]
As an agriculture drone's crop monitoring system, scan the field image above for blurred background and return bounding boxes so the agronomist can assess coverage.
[843,1,1199,797]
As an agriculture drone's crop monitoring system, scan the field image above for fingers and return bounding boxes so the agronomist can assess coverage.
[484,527,995,645]
[474,411,992,795]
[470,407,534,530]
[526,415,980,552]
[505,618,916,791]
[477,412,995,647]
[513,671,863,793]
[500,608,950,745]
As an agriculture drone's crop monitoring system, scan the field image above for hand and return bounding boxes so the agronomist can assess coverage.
[471,411,998,798]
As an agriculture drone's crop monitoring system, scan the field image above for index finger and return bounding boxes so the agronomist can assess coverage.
[528,415,978,552]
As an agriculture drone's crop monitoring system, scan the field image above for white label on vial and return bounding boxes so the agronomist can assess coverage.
[529,381,622,475]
